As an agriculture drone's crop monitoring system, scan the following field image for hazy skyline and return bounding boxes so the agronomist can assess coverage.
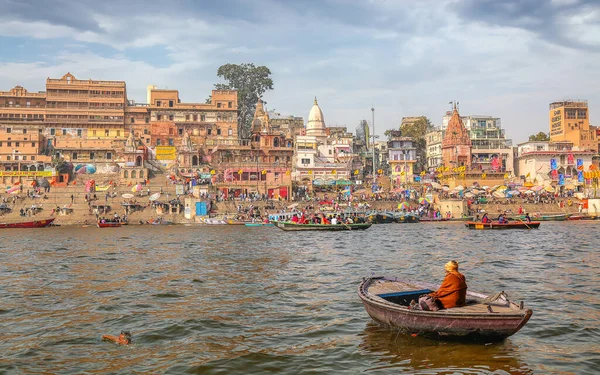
[1,0,599,143]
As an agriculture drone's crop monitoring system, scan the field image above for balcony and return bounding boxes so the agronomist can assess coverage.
[0,117,44,122]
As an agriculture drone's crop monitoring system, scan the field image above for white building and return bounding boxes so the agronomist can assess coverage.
[515,141,595,188]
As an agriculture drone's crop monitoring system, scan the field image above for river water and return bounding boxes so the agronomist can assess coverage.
[1,222,599,374]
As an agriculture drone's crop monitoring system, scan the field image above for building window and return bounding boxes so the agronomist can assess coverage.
[6,156,10,160]
[26,101,30,108]
[144,129,148,135]
[90,152,95,159]
[217,103,221,108]
[178,128,183,135]
[201,114,205,121]
[92,130,97,136]
[106,152,112,159]
[31,156,35,161]
[7,142,11,147]
[23,129,27,134]
[301,158,310,164]
[15,142,20,147]
[217,129,221,135]
[156,100,161,107]
[228,101,232,108]
[169,115,174,121]
[228,128,233,136]
[0,142,2,146]
[6,128,11,133]
[72,153,77,160]
[566,109,577,119]
[157,139,161,146]
[22,155,27,161]
[130,117,134,123]
[185,114,190,121]
[62,129,67,136]
[169,100,174,107]
[207,129,212,135]
[578,109,587,119]
[145,117,149,124]
[105,130,109,137]
[77,129,82,137]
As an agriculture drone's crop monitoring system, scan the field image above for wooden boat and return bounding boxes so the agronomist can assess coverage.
[97,220,122,228]
[393,213,420,223]
[367,212,395,224]
[465,221,540,230]
[510,213,570,221]
[358,276,532,340]
[244,222,274,227]
[0,218,55,228]
[566,215,597,221]
[419,217,450,222]
[272,221,372,231]
[226,219,248,225]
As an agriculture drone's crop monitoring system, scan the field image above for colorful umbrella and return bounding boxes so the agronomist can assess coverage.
[418,197,431,204]
[492,191,505,198]
[544,186,555,193]
[398,202,410,210]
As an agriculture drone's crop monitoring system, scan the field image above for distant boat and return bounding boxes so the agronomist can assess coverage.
[392,213,420,223]
[244,222,274,227]
[367,212,395,224]
[358,276,532,341]
[465,221,540,230]
[272,221,372,231]
[510,213,570,221]
[0,218,55,228]
[97,220,122,228]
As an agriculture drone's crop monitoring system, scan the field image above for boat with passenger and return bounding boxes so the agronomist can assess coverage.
[358,276,532,340]
[465,221,540,230]
[272,221,372,231]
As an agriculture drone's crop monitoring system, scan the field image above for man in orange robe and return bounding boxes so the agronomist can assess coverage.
[431,261,467,309]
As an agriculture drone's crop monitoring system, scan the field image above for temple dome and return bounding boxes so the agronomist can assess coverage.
[306,97,326,137]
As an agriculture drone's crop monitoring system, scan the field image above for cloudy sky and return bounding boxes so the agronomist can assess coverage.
[1,0,599,143]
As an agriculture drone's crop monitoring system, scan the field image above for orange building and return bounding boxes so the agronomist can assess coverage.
[46,73,127,162]
[0,85,51,184]
[549,100,596,151]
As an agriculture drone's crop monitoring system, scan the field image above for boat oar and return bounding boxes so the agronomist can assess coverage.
[518,218,531,229]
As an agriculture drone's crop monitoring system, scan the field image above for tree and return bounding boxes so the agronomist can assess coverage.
[528,132,549,141]
[213,63,274,138]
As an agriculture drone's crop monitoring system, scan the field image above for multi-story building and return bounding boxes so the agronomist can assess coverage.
[46,73,127,163]
[515,140,595,189]
[0,85,51,184]
[549,100,596,151]
[387,131,417,189]
[267,110,304,138]
[294,99,355,191]
[425,129,443,171]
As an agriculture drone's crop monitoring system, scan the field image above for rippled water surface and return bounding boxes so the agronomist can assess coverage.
[1,222,599,374]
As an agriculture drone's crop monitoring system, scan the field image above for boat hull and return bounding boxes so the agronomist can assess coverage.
[367,213,395,224]
[511,214,569,221]
[244,223,274,227]
[465,221,540,230]
[97,221,122,228]
[358,277,532,341]
[272,221,372,231]
[393,214,420,223]
[0,218,55,228]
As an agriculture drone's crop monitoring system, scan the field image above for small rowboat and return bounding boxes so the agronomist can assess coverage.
[97,220,122,228]
[244,223,274,227]
[0,218,55,228]
[272,221,372,231]
[358,276,532,341]
[465,221,540,230]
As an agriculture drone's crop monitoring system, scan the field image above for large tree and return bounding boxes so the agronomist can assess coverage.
[213,63,274,138]
[528,131,550,141]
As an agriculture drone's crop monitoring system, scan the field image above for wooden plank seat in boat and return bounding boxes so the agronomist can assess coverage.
[369,278,517,314]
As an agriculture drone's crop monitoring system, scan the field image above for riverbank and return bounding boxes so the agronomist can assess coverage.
[0,180,583,226]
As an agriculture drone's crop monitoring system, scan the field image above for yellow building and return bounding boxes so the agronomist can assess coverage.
[549,100,596,151]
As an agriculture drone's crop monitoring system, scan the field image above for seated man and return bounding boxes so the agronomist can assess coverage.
[427,261,467,310]
[102,330,132,345]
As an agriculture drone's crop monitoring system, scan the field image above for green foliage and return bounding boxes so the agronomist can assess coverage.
[214,63,274,138]
[528,132,549,141]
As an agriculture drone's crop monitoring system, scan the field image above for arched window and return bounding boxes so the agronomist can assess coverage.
[131,170,137,179]
[124,170,129,178]
[273,138,280,147]
[192,155,199,166]
[37,165,44,171]
[139,170,144,179]
[135,156,142,167]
